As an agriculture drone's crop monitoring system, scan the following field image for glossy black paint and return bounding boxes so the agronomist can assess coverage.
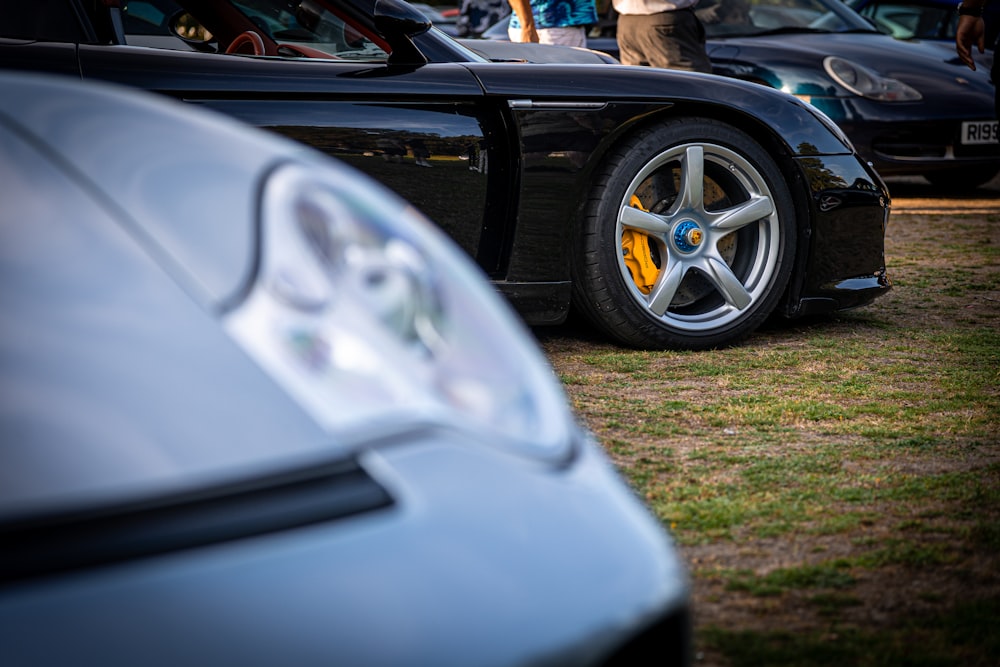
[0,0,891,330]
[792,154,889,313]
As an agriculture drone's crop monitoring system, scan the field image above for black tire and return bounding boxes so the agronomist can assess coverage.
[571,118,797,350]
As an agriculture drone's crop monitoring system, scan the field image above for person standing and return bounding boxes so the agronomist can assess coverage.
[612,0,712,73]
[457,0,511,38]
[955,0,998,119]
[506,0,597,48]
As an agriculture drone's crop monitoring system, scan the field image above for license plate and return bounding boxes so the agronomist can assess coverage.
[961,121,999,145]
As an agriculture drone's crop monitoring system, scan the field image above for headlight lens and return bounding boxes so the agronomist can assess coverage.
[225,161,575,463]
[823,56,922,102]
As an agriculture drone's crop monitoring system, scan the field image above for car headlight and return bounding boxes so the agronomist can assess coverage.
[224,160,575,463]
[823,56,921,102]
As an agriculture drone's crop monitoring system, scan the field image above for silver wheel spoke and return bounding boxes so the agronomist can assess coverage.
[648,262,686,315]
[703,256,752,310]
[621,205,671,235]
[677,145,704,211]
[708,195,774,233]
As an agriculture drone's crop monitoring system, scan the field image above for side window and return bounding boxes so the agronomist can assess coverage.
[231,0,387,61]
[121,0,387,61]
[0,0,91,42]
[123,0,177,35]
[122,0,215,51]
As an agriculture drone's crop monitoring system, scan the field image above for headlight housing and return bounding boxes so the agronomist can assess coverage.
[225,161,575,463]
[823,56,922,102]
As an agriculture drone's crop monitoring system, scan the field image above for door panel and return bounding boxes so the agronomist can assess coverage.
[0,39,82,77]
[78,46,509,273]
[208,98,491,260]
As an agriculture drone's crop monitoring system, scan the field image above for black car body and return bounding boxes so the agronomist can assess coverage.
[0,0,891,350]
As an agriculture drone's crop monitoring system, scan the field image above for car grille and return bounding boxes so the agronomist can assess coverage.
[0,458,393,584]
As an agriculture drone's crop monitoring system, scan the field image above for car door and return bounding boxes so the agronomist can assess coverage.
[84,45,508,271]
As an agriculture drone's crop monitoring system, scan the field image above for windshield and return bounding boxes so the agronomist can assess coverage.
[697,0,880,38]
[849,0,961,41]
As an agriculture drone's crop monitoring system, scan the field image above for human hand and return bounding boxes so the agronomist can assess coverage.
[695,5,721,23]
[955,15,986,71]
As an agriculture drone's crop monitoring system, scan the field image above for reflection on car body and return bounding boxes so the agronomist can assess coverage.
[0,0,891,351]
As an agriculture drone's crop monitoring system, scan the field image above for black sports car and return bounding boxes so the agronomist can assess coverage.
[0,0,891,350]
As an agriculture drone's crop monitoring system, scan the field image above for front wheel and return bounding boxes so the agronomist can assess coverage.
[572,118,797,350]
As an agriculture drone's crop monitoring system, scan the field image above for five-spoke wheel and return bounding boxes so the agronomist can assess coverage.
[572,119,797,350]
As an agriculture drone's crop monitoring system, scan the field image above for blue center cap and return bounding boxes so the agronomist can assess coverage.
[673,220,704,253]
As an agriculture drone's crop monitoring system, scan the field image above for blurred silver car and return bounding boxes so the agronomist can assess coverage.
[0,71,690,666]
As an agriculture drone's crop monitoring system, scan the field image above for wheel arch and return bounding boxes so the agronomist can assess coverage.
[579,100,811,215]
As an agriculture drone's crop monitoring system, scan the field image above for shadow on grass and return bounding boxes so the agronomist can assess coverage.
[702,596,1000,667]
[529,307,892,351]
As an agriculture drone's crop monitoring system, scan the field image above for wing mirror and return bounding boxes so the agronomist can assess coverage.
[373,0,431,65]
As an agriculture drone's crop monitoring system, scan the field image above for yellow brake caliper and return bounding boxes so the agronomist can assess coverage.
[621,195,660,295]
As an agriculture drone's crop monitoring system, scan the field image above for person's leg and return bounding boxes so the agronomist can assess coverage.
[616,13,649,66]
[618,10,711,72]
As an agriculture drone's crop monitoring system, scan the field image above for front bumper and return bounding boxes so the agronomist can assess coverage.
[807,96,1000,178]
[846,117,1000,178]
[786,152,892,317]
[0,429,691,666]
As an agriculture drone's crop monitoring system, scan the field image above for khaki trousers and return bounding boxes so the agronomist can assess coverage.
[617,8,712,73]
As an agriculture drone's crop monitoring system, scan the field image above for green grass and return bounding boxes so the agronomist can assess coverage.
[540,214,1000,666]
[722,563,857,596]
[700,597,1000,667]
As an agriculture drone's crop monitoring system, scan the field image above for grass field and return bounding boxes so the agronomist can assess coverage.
[534,209,1000,666]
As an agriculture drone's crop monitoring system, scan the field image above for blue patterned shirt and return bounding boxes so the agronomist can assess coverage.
[509,0,598,29]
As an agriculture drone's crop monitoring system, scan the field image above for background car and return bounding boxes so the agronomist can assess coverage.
[482,0,1000,190]
[0,0,890,351]
[846,0,1000,54]
[0,70,691,665]
[412,1,460,35]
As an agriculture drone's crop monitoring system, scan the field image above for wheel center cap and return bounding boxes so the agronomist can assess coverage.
[673,220,704,253]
